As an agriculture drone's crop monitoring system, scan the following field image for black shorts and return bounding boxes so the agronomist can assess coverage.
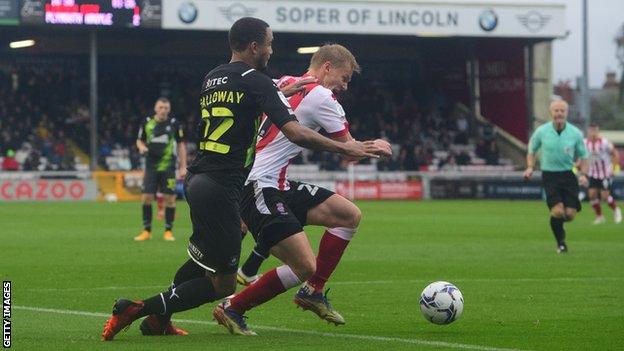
[240,180,334,249]
[142,168,176,195]
[588,177,612,191]
[542,171,581,211]
[184,172,243,274]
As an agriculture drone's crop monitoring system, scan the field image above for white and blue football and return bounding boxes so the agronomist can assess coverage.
[419,281,464,325]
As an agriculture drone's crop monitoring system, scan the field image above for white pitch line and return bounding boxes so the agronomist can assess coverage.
[331,276,624,285]
[24,276,624,292]
[13,305,528,351]
[25,285,167,292]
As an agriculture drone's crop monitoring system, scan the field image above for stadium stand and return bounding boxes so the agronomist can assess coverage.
[0,57,509,172]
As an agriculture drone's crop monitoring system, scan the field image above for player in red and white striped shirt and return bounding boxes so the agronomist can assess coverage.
[584,124,621,224]
[213,45,391,334]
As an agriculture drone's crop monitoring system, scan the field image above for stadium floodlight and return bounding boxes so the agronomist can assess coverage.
[9,40,36,49]
[297,46,320,54]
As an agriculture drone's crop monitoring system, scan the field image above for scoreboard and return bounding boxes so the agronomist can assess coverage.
[46,0,139,26]
[19,0,161,27]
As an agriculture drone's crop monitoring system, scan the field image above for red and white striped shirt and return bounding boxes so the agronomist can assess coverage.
[584,137,613,179]
[246,74,349,190]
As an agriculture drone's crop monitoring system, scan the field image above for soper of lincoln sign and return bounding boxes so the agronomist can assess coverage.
[162,0,565,38]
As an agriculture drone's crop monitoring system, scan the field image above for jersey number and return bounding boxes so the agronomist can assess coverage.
[200,107,234,154]
[297,184,319,196]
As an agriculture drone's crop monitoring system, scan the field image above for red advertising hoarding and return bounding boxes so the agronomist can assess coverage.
[335,180,422,200]
[0,179,97,201]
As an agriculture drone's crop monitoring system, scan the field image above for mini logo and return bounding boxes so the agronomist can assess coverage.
[169,288,179,299]
[150,134,169,144]
[516,11,551,32]
[276,202,288,215]
[219,3,257,23]
[479,9,498,32]
[178,2,198,24]
[188,242,203,260]
[229,255,239,267]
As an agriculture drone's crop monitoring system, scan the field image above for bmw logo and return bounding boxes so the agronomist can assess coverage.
[178,2,198,24]
[479,9,498,32]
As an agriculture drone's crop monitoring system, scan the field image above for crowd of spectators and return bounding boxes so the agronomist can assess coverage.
[1,57,503,172]
[0,60,85,171]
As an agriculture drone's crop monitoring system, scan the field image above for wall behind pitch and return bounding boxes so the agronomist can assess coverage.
[478,40,529,143]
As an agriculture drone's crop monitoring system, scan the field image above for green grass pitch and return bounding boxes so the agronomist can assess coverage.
[2,200,623,350]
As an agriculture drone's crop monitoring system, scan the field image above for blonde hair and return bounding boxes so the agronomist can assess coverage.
[309,44,361,73]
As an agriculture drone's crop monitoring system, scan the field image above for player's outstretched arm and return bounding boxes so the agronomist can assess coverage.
[280,121,382,159]
[334,133,392,161]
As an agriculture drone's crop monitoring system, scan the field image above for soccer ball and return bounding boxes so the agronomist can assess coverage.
[419,281,464,325]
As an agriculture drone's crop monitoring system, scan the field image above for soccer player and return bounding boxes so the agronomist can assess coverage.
[584,124,622,224]
[524,99,589,253]
[101,17,383,341]
[212,44,392,334]
[134,97,186,241]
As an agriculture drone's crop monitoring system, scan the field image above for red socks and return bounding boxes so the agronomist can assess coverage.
[228,227,357,314]
[307,230,350,292]
[228,269,286,314]
[591,199,602,216]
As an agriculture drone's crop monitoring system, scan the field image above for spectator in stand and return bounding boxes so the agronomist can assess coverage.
[14,142,31,166]
[413,146,431,171]
[439,151,459,171]
[456,150,471,165]
[2,149,19,171]
[2,59,495,172]
[475,138,487,159]
[485,140,500,165]
[454,112,469,145]
[399,142,417,170]
[22,150,40,171]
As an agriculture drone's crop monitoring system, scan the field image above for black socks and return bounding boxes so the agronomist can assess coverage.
[142,204,152,231]
[165,207,175,231]
[549,216,566,245]
[240,243,270,277]
[151,259,207,324]
[141,276,216,319]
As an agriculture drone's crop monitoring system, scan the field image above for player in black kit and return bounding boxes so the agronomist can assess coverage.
[102,17,384,340]
[134,97,186,242]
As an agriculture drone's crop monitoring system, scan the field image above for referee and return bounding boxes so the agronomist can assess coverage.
[524,99,588,253]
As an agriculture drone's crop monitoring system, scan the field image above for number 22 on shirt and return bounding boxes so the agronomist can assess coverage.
[200,107,234,154]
